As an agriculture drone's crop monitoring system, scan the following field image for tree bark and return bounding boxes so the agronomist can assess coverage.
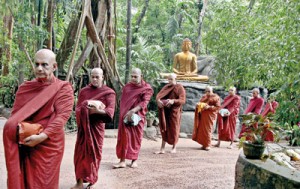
[1,13,14,76]
[195,0,208,56]
[46,0,55,50]
[125,0,132,83]
[132,0,150,44]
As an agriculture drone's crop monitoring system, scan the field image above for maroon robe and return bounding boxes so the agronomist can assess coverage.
[192,93,221,148]
[261,101,279,141]
[217,95,240,141]
[238,96,264,138]
[116,80,153,160]
[73,84,115,184]
[3,76,74,189]
[156,83,186,145]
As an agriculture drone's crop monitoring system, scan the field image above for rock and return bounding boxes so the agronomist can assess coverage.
[143,126,158,141]
[179,132,188,138]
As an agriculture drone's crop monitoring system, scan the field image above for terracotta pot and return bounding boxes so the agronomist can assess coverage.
[243,141,265,159]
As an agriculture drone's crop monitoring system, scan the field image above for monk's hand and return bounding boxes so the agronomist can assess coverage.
[125,110,135,122]
[23,133,48,147]
[166,99,174,108]
[157,100,164,108]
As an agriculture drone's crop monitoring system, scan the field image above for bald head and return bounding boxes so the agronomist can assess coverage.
[130,68,142,85]
[252,88,260,98]
[204,86,213,96]
[34,49,57,81]
[90,67,104,87]
[229,86,236,96]
[35,49,56,64]
[167,73,177,85]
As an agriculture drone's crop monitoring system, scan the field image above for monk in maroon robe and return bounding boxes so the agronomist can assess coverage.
[154,73,186,154]
[114,68,153,168]
[238,88,264,138]
[192,86,221,151]
[261,95,279,141]
[3,49,74,189]
[214,87,240,149]
[71,68,116,189]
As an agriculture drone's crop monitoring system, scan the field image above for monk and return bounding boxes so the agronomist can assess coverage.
[3,49,74,189]
[192,86,221,151]
[238,88,264,138]
[214,87,240,149]
[173,38,197,76]
[154,73,186,154]
[114,68,153,168]
[261,94,279,141]
[71,68,116,189]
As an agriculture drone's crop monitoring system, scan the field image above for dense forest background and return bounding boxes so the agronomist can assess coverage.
[0,0,299,127]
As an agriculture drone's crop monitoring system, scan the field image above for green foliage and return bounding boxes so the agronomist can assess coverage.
[0,75,18,108]
[284,124,300,146]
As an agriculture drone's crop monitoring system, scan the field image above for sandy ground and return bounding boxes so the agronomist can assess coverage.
[0,122,241,189]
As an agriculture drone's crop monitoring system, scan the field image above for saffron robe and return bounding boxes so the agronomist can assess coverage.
[74,85,116,184]
[217,95,240,141]
[156,83,186,145]
[3,77,74,189]
[238,96,264,138]
[261,101,279,141]
[116,80,153,160]
[192,93,221,148]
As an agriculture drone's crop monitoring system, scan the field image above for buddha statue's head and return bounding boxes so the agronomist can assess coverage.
[181,38,192,51]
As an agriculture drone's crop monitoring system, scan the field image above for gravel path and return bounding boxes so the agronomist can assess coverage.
[0,123,240,189]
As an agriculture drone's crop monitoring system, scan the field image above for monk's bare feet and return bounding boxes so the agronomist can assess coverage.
[70,180,84,189]
[170,148,176,153]
[130,160,138,168]
[154,150,165,154]
[227,145,233,149]
[213,144,220,147]
[201,146,210,151]
[86,183,95,189]
[113,161,126,169]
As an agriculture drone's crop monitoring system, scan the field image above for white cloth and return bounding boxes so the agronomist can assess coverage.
[219,108,230,117]
[123,113,141,126]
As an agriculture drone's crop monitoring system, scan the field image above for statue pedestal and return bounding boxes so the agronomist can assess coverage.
[159,73,209,82]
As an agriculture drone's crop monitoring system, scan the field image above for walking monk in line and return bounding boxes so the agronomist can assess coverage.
[214,87,240,149]
[238,88,264,138]
[192,86,220,151]
[155,73,186,154]
[114,68,153,169]
[261,93,279,141]
[71,68,116,189]
[3,49,74,189]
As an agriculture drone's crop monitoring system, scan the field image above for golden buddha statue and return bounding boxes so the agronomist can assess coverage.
[160,38,208,82]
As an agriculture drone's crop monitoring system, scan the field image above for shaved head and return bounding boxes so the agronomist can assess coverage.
[35,49,56,64]
[130,68,142,84]
[34,49,57,81]
[167,73,177,85]
[91,68,103,75]
[168,73,177,79]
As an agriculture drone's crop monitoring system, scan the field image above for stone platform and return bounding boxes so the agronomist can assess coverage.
[235,143,300,189]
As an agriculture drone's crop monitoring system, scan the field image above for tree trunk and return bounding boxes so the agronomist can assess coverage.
[132,0,150,44]
[125,0,132,83]
[1,14,14,76]
[195,0,208,56]
[46,0,55,50]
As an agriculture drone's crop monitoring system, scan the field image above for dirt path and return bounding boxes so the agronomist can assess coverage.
[0,125,241,189]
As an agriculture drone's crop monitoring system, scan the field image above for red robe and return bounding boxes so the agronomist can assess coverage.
[261,101,279,141]
[74,85,116,184]
[217,95,240,141]
[116,80,153,160]
[3,76,74,189]
[156,83,186,145]
[238,96,264,138]
[192,93,221,148]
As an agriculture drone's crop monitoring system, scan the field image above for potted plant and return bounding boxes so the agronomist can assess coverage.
[146,111,156,127]
[239,113,282,159]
